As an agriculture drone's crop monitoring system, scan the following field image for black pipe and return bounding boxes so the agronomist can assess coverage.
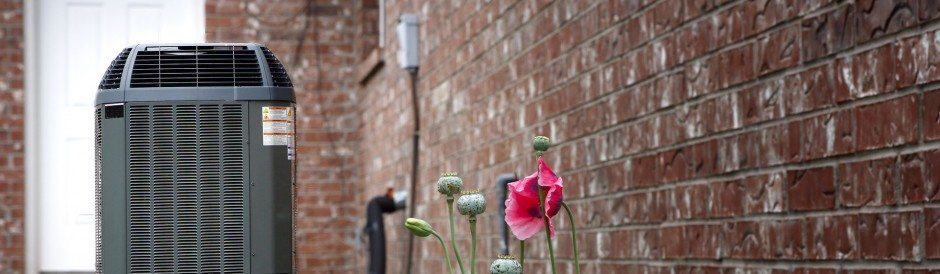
[496,174,517,255]
[404,68,420,273]
[365,194,403,274]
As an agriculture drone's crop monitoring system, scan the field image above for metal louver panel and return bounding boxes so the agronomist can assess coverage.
[261,47,293,87]
[94,107,103,272]
[130,46,263,88]
[127,104,247,273]
[99,48,131,89]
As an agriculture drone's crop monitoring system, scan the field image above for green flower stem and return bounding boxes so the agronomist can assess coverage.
[432,232,455,274]
[562,202,580,274]
[538,187,558,274]
[468,216,478,274]
[518,240,525,272]
[446,198,466,274]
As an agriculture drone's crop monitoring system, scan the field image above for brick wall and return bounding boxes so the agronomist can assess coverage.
[206,0,365,272]
[357,0,940,273]
[0,0,24,272]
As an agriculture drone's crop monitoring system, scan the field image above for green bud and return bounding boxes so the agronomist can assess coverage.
[533,135,550,153]
[489,255,522,274]
[436,172,463,196]
[404,218,435,237]
[457,190,486,216]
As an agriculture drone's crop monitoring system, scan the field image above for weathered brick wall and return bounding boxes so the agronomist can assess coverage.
[359,0,940,273]
[0,0,23,272]
[206,0,365,272]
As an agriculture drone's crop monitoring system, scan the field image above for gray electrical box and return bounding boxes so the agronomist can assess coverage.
[94,43,295,273]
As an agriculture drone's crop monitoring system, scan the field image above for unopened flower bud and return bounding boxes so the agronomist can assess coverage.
[533,136,550,153]
[437,172,463,196]
[404,218,435,237]
[489,255,522,274]
[457,190,486,216]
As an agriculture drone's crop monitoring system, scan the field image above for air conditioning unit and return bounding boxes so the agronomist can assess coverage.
[94,43,296,273]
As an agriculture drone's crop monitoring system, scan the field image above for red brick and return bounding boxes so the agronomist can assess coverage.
[660,225,684,259]
[899,152,928,204]
[632,155,659,188]
[723,221,768,259]
[756,25,801,76]
[788,116,832,162]
[685,57,718,99]
[714,5,747,48]
[743,0,798,36]
[738,130,762,169]
[767,219,806,259]
[673,184,711,220]
[925,31,940,82]
[743,172,785,214]
[658,148,690,184]
[801,4,856,61]
[838,157,899,207]
[927,207,940,258]
[712,179,745,217]
[787,166,836,211]
[918,0,940,21]
[762,124,792,165]
[738,80,785,126]
[684,224,722,259]
[829,110,857,156]
[846,44,897,98]
[856,0,920,44]
[808,215,857,259]
[926,89,940,140]
[857,211,921,261]
[785,64,850,115]
[718,43,756,88]
[855,95,919,150]
[895,34,928,89]
[927,149,940,201]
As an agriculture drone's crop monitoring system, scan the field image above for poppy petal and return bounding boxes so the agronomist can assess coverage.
[507,172,539,200]
[537,158,563,188]
[543,181,564,218]
[504,195,544,240]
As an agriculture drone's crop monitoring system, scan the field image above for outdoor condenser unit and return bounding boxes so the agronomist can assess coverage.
[94,43,295,273]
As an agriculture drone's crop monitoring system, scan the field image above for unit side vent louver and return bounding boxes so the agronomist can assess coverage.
[127,104,247,273]
[261,47,293,87]
[99,48,131,89]
[130,46,263,88]
[94,107,103,272]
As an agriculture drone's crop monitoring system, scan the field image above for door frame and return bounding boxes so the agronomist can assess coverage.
[23,1,206,272]
[24,0,39,272]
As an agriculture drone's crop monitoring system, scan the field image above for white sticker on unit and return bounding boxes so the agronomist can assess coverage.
[262,106,295,147]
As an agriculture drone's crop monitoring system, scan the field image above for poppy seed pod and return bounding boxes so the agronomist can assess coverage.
[457,190,486,216]
[533,135,550,153]
[436,172,463,196]
[489,255,522,274]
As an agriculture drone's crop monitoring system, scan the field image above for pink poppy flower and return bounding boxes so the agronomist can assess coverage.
[504,157,564,240]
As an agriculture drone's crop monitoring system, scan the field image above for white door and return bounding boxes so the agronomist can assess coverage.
[36,0,204,271]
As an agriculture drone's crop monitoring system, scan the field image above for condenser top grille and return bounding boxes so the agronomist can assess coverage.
[95,43,297,105]
[129,45,263,88]
[98,48,131,89]
[261,47,293,87]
